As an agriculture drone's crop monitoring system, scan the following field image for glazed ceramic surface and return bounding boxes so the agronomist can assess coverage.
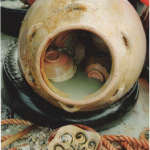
[18,0,146,112]
[44,50,77,82]
[55,31,78,48]
[83,57,111,81]
[91,33,109,51]
[47,125,101,150]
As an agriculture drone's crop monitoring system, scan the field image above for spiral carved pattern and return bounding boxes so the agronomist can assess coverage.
[1,119,149,150]
[60,133,73,144]
[53,131,97,150]
[76,132,87,145]
[88,140,96,149]
[54,144,65,150]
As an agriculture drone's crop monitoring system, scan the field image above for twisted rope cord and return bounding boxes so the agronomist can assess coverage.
[1,119,149,150]
[120,142,146,150]
[103,135,149,149]
[1,133,30,142]
[101,136,117,150]
[101,145,107,150]
[1,135,11,142]
[120,142,134,150]
[1,119,32,125]
[140,127,149,143]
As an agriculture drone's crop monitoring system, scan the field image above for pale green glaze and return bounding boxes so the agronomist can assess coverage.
[52,68,104,101]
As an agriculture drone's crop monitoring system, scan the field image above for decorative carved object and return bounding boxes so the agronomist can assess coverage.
[47,125,102,150]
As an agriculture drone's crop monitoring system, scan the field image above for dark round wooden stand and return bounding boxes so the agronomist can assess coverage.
[1,45,139,131]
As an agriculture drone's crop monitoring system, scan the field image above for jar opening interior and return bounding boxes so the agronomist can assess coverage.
[41,29,112,101]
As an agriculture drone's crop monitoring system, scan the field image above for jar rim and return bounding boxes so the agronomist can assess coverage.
[36,24,119,105]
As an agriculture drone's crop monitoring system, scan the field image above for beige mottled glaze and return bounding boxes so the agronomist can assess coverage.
[91,33,109,51]
[47,125,102,150]
[18,0,146,112]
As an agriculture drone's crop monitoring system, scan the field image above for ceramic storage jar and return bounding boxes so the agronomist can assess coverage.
[18,0,146,112]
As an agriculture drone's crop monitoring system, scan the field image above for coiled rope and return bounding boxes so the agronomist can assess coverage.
[1,119,149,150]
[1,119,32,126]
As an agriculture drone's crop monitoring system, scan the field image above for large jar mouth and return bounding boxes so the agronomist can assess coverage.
[36,24,119,105]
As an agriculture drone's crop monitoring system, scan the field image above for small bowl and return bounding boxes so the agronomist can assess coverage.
[44,50,77,82]
[47,124,102,150]
[83,57,111,82]
[55,31,78,48]
[56,41,85,64]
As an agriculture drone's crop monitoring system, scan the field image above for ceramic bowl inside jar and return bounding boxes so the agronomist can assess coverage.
[47,124,102,150]
[44,50,77,82]
[55,31,78,48]
[18,0,146,112]
[83,56,111,82]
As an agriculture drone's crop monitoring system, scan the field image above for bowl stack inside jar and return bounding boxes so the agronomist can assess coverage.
[44,30,112,101]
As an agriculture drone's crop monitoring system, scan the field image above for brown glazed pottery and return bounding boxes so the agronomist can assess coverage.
[44,50,77,82]
[83,57,111,82]
[55,31,78,48]
[87,69,105,82]
[47,124,102,150]
[18,0,146,112]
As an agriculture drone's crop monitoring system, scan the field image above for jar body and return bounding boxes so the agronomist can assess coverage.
[18,0,146,112]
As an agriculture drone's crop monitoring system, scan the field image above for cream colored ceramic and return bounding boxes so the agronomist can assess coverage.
[47,125,102,150]
[18,0,146,112]
[91,33,109,51]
